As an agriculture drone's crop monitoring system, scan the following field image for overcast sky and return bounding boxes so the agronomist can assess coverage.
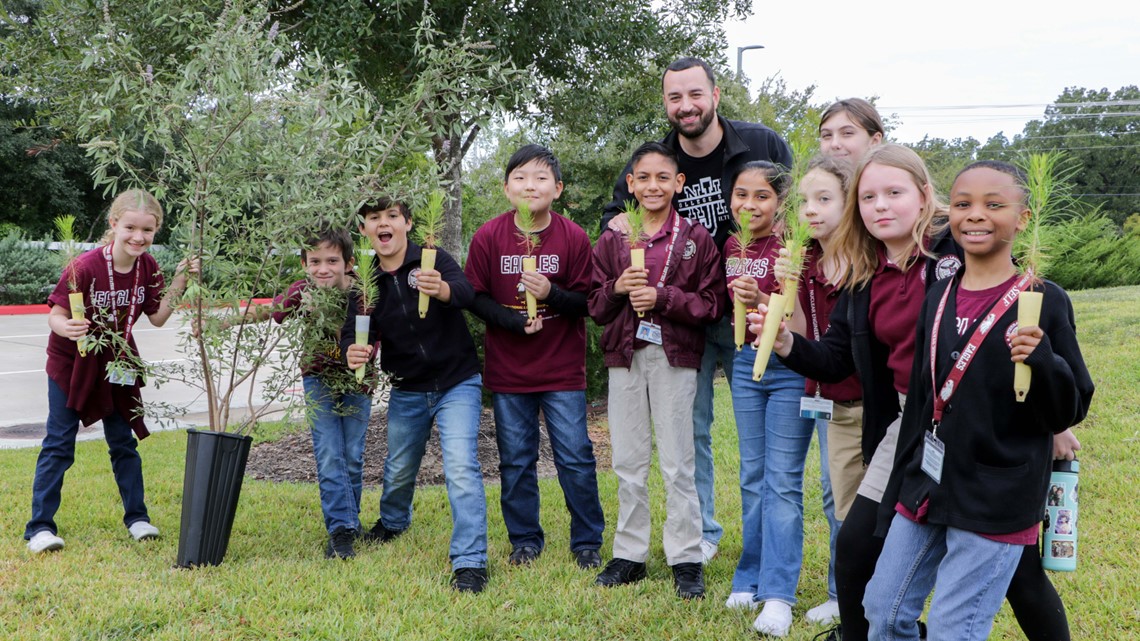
[724,0,1139,143]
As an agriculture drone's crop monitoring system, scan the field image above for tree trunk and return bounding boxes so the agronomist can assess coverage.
[440,141,464,257]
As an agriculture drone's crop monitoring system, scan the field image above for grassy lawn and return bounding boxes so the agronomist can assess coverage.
[1,286,1136,640]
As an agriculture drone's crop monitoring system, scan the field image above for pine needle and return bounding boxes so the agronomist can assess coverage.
[353,235,378,313]
[622,199,647,249]
[731,209,754,258]
[54,215,81,291]
[415,190,446,249]
[514,199,540,255]
[777,139,816,282]
[1015,151,1080,284]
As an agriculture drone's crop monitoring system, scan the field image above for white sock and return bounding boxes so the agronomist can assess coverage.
[806,598,840,624]
[753,600,794,637]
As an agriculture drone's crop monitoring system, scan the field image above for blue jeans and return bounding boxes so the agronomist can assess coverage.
[816,418,840,599]
[26,378,149,538]
[379,374,487,570]
[865,513,1023,641]
[693,315,735,545]
[493,390,604,552]
[303,375,371,534]
[729,349,814,603]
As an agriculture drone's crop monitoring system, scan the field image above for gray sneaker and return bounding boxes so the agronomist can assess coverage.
[28,530,65,553]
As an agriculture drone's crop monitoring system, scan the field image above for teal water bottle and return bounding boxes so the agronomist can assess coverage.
[1042,459,1079,571]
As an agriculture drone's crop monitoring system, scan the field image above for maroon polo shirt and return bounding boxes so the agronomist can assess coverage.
[799,245,863,402]
[45,248,165,439]
[464,210,592,392]
[867,248,926,393]
[723,233,781,345]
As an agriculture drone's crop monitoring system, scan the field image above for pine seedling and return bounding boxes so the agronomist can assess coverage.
[351,235,378,383]
[730,208,754,350]
[623,199,649,318]
[415,190,446,318]
[515,200,541,320]
[54,214,88,357]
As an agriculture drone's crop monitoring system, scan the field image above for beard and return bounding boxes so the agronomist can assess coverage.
[669,108,715,139]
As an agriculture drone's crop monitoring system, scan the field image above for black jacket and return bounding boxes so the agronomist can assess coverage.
[340,242,480,392]
[884,276,1094,535]
[779,232,963,464]
[600,116,793,249]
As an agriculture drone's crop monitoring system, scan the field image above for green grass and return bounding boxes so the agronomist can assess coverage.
[1,286,1137,639]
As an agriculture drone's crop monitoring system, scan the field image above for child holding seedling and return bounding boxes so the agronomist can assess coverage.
[588,142,724,600]
[721,160,816,637]
[863,161,1094,641]
[343,197,490,594]
[465,144,605,570]
[210,226,374,560]
[26,189,194,554]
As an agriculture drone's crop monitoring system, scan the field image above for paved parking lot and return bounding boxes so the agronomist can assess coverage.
[0,311,298,448]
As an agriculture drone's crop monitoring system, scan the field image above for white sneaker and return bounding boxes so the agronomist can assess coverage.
[806,598,840,624]
[699,539,718,564]
[753,600,793,637]
[27,530,65,553]
[725,591,759,610]
[128,521,160,541]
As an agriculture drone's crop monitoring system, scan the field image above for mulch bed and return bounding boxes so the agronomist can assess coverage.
[246,401,611,486]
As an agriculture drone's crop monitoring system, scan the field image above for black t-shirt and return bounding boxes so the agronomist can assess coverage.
[676,137,731,243]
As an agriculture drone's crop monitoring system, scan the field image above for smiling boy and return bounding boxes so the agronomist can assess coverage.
[343,198,490,593]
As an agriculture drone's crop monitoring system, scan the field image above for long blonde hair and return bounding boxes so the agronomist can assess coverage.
[827,144,946,289]
[99,189,164,245]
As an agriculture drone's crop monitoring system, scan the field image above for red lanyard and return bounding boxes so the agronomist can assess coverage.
[929,271,1032,424]
[653,212,682,289]
[102,241,142,348]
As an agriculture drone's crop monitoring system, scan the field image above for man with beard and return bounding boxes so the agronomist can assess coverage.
[601,57,792,564]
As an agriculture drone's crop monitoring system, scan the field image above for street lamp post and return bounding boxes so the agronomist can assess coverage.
[736,44,765,78]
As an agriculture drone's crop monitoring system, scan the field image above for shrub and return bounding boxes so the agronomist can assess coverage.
[1044,213,1140,290]
[0,232,61,305]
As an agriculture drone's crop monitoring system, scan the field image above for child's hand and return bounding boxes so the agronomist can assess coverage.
[773,247,793,283]
[62,317,91,341]
[628,286,658,313]
[416,268,451,302]
[1010,325,1043,363]
[523,316,544,335]
[520,271,552,300]
[614,265,648,295]
[730,275,761,307]
[172,258,200,288]
[1053,428,1081,461]
[346,344,373,370]
[746,305,794,356]
[606,213,632,235]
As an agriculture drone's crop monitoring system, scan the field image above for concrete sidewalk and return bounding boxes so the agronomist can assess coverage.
[0,311,300,449]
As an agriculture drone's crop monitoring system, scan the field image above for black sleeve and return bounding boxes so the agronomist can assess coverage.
[600,160,635,231]
[436,249,475,308]
[770,131,794,171]
[779,289,858,383]
[543,283,589,318]
[467,292,527,333]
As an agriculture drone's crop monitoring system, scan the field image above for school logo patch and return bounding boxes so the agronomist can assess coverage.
[682,239,697,260]
[1004,322,1019,349]
[408,268,421,290]
[935,255,963,281]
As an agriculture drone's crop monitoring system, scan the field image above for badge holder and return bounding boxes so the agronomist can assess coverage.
[800,395,834,421]
[636,320,663,345]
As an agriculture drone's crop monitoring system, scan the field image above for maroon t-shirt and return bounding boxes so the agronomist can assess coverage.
[799,244,862,402]
[465,210,592,392]
[723,234,781,345]
[45,247,165,439]
[867,248,927,393]
[271,279,348,377]
[953,274,1018,336]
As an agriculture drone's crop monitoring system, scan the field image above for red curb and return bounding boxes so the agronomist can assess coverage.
[0,299,275,316]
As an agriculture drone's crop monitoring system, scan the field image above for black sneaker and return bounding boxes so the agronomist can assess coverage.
[325,527,356,560]
[671,562,704,599]
[813,625,842,641]
[452,567,489,593]
[362,519,404,544]
[573,548,603,569]
[595,558,647,587]
[918,620,927,640]
[508,545,541,566]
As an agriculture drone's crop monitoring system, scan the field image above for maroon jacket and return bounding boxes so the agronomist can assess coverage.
[589,212,725,369]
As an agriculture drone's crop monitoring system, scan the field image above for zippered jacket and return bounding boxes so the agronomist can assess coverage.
[340,242,480,392]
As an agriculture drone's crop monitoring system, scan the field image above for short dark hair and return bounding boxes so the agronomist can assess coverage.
[663,57,716,88]
[955,160,1028,201]
[629,141,678,173]
[357,197,410,222]
[730,160,792,203]
[301,225,354,263]
[505,144,562,183]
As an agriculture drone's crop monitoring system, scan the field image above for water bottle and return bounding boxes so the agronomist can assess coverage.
[1042,459,1078,571]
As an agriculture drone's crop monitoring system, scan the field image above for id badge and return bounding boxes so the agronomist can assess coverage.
[635,320,663,345]
[107,363,138,386]
[800,396,834,421]
[921,431,945,484]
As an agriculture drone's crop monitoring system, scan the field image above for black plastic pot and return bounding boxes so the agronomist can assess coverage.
[175,428,252,567]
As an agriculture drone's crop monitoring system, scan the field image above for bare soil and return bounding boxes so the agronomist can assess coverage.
[246,401,610,486]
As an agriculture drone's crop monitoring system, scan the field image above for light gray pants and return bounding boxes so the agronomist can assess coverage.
[607,345,702,566]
